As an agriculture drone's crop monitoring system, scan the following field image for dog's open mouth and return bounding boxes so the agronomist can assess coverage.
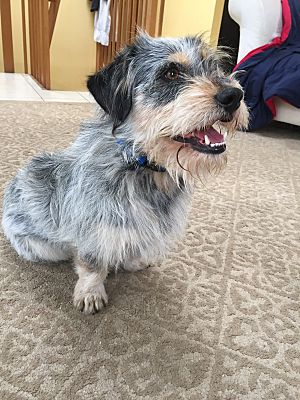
[173,127,226,154]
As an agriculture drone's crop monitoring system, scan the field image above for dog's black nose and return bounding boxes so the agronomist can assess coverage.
[215,87,243,114]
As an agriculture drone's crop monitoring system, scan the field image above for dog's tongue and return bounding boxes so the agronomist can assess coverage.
[193,127,224,144]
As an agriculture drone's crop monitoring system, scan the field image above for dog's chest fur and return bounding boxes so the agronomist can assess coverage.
[89,172,188,266]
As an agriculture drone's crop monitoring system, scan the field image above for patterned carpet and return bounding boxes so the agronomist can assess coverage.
[0,102,299,400]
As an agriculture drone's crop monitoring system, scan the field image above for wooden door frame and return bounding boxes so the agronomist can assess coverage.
[0,0,15,72]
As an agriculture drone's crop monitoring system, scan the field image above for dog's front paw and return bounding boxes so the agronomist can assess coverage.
[73,282,108,315]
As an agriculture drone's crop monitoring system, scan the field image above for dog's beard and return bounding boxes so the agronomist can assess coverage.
[142,137,228,187]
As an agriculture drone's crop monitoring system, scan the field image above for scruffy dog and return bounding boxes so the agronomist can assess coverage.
[2,33,248,314]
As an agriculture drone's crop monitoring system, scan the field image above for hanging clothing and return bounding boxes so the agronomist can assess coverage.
[234,0,300,130]
[90,0,111,46]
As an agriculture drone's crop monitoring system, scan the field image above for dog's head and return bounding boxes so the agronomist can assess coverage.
[88,33,249,183]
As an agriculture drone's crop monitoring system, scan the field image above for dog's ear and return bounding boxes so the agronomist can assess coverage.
[87,46,135,127]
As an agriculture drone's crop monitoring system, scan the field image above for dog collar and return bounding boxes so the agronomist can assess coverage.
[116,138,166,173]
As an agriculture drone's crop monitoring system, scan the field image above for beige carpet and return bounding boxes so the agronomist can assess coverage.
[0,102,299,400]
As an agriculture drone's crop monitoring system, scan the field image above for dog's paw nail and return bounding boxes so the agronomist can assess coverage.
[102,292,108,306]
[94,296,104,311]
[74,299,84,312]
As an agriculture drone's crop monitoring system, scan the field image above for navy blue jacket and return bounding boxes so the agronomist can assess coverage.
[235,0,300,130]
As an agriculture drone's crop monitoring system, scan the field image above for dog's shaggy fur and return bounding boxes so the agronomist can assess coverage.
[2,33,248,314]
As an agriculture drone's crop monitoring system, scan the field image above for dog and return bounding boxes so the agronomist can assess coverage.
[2,33,248,314]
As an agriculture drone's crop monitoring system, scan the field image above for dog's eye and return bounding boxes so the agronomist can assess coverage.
[165,67,180,81]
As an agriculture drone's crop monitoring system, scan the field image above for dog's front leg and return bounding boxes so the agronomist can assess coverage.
[73,257,108,315]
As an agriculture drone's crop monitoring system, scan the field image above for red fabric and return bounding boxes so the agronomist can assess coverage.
[266,98,276,116]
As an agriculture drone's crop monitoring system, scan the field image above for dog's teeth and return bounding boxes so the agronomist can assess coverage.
[214,142,225,147]
[204,135,210,145]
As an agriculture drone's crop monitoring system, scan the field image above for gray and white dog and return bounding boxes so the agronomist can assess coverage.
[2,33,248,314]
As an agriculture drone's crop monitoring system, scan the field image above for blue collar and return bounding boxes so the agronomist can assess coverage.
[116,138,166,173]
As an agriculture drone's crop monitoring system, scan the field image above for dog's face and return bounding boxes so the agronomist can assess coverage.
[88,33,249,183]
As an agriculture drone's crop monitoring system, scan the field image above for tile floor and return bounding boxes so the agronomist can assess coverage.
[0,73,95,103]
